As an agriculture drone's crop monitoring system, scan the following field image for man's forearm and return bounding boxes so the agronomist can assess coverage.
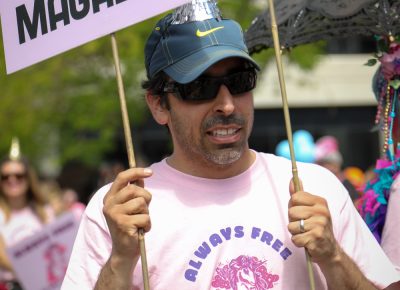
[319,247,378,290]
[94,254,137,290]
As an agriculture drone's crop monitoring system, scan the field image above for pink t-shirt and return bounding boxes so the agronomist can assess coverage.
[381,175,400,273]
[62,152,400,289]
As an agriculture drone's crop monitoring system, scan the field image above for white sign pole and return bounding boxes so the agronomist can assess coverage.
[110,31,150,288]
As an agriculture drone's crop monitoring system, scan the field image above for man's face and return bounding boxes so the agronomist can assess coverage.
[165,58,255,168]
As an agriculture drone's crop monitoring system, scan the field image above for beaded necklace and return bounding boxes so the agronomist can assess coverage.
[359,35,400,242]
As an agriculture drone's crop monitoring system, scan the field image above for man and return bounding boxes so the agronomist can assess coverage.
[61,11,400,290]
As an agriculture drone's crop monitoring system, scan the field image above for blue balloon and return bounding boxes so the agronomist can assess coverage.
[293,130,314,146]
[294,130,315,163]
[275,130,316,163]
[275,140,291,160]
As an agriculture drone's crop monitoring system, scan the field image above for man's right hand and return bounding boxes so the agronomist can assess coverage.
[94,168,153,290]
[102,168,153,263]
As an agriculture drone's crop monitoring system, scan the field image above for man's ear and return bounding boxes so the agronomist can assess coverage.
[145,91,169,125]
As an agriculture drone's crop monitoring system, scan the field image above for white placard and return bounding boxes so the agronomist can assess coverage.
[0,0,191,74]
[6,213,79,290]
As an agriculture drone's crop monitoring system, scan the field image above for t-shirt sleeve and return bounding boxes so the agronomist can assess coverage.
[61,185,112,289]
[381,176,400,273]
[336,192,400,288]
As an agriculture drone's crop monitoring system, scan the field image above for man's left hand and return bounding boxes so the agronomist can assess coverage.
[287,181,340,265]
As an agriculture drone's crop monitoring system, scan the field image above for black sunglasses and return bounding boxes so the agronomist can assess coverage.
[1,173,26,182]
[163,69,257,101]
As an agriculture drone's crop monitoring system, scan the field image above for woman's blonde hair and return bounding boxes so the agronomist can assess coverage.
[0,157,49,223]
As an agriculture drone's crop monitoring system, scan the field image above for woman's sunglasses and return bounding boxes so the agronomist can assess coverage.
[1,173,26,182]
[163,69,257,101]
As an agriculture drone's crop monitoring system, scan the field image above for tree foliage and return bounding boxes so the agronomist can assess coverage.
[0,0,323,176]
[0,16,159,175]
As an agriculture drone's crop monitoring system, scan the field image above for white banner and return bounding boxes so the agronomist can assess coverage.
[0,0,191,74]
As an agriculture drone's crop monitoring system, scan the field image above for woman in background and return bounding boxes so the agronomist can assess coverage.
[0,138,55,290]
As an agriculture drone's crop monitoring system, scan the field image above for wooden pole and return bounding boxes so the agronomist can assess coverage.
[110,32,150,290]
[266,1,316,289]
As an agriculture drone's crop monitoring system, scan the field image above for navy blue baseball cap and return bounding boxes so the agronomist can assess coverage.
[145,14,259,84]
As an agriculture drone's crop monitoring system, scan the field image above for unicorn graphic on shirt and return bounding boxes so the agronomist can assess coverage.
[211,255,279,289]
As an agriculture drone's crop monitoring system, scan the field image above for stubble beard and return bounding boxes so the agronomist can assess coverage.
[201,140,245,166]
[170,112,252,167]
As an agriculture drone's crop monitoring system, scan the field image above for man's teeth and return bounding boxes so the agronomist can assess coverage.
[212,128,237,136]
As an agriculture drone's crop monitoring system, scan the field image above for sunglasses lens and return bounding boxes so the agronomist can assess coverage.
[166,69,257,101]
[177,79,218,101]
[227,70,257,95]
[1,173,26,181]
[180,81,203,101]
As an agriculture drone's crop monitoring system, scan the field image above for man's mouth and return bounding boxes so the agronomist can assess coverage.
[210,128,240,137]
[206,126,242,144]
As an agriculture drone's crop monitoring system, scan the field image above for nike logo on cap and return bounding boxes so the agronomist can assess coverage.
[196,26,224,37]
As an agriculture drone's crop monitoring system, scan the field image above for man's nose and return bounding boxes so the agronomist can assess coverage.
[212,85,235,115]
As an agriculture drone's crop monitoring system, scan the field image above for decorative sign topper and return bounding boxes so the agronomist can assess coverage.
[0,0,191,74]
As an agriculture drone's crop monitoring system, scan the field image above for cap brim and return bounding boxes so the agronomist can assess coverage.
[164,46,260,84]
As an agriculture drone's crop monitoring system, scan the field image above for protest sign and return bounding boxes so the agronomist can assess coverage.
[0,0,191,73]
[6,213,79,290]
